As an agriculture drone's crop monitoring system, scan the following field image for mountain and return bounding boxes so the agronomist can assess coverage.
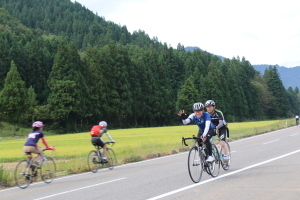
[185,47,299,89]
[253,65,300,89]
[185,46,227,61]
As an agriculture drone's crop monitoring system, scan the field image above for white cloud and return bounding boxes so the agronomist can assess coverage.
[72,0,300,67]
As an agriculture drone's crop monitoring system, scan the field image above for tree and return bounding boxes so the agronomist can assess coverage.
[0,61,29,135]
[263,66,290,118]
[176,75,199,113]
[47,41,89,132]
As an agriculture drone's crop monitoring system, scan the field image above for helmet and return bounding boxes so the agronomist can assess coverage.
[32,121,44,128]
[192,102,204,111]
[205,100,215,107]
[99,121,107,127]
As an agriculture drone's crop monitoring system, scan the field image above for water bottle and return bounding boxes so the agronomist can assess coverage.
[100,151,104,158]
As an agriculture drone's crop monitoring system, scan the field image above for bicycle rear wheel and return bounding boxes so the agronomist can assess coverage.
[14,160,31,189]
[87,150,100,173]
[188,146,203,183]
[209,144,221,177]
[221,142,231,170]
[106,148,117,170]
[41,157,56,183]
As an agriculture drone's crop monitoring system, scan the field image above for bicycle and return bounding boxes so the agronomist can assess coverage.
[87,142,117,173]
[211,137,231,171]
[182,136,221,183]
[14,149,56,189]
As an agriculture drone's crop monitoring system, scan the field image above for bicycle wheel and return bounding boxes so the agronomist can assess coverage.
[188,146,203,183]
[41,157,56,183]
[221,142,231,170]
[106,148,117,170]
[14,160,31,189]
[209,144,221,177]
[87,150,100,173]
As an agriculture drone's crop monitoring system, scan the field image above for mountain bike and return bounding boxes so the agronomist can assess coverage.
[182,136,220,183]
[14,149,56,189]
[87,142,117,173]
[211,137,231,170]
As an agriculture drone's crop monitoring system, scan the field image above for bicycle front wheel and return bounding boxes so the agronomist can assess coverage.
[41,157,56,183]
[87,150,100,173]
[221,142,231,170]
[209,144,221,177]
[14,160,31,189]
[106,148,117,170]
[188,146,203,183]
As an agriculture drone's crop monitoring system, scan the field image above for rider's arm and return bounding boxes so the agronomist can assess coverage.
[41,137,49,148]
[182,114,194,125]
[216,120,224,129]
[202,120,211,137]
[215,110,226,129]
[104,132,115,142]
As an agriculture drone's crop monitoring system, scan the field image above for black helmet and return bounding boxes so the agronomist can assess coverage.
[193,102,204,111]
[205,100,216,107]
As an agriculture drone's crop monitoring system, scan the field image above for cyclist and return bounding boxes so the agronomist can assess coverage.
[296,115,299,125]
[178,102,215,162]
[90,121,115,162]
[205,100,229,161]
[23,121,55,165]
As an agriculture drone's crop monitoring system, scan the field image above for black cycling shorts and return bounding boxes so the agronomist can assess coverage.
[91,137,105,147]
[218,126,228,142]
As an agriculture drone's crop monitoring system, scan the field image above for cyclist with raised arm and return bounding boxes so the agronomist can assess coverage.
[205,100,229,161]
[23,121,55,164]
[178,102,215,162]
[90,121,115,162]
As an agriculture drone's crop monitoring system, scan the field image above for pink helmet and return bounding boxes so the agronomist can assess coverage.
[32,121,44,128]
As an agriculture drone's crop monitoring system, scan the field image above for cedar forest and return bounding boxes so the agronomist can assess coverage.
[0,0,299,134]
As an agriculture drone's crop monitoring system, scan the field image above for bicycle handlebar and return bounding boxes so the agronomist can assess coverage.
[182,136,201,146]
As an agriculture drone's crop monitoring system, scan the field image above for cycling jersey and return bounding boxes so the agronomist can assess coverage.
[24,130,44,146]
[210,109,227,129]
[90,125,105,137]
[182,112,214,137]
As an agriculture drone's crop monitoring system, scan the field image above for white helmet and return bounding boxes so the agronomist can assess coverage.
[99,121,107,127]
[192,102,204,111]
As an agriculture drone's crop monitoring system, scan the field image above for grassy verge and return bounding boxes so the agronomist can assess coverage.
[0,118,296,188]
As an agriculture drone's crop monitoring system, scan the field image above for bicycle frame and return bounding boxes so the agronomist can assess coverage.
[182,136,220,182]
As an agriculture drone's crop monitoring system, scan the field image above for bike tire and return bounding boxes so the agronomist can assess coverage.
[187,146,203,183]
[209,144,221,177]
[221,142,231,171]
[106,148,117,170]
[87,150,100,173]
[41,157,56,183]
[14,160,31,189]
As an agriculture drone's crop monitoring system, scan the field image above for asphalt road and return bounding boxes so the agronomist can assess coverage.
[1,125,300,200]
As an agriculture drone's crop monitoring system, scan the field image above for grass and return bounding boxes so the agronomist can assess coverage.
[0,118,296,188]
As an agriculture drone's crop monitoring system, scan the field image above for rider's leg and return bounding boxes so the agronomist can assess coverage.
[219,127,229,156]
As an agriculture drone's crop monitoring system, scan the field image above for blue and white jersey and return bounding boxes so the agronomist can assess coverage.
[183,112,214,131]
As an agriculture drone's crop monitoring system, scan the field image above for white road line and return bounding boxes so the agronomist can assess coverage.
[262,139,279,145]
[147,149,300,200]
[290,133,299,136]
[229,126,296,144]
[33,177,127,200]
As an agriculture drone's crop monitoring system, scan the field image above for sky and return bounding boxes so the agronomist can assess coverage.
[71,0,300,68]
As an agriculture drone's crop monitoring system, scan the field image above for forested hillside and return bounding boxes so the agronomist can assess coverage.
[0,0,299,134]
[253,65,300,89]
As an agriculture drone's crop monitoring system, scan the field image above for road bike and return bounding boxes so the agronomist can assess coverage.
[87,142,117,173]
[14,149,56,189]
[182,136,220,183]
[211,137,231,170]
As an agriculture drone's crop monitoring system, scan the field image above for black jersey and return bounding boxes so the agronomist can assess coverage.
[210,109,227,129]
